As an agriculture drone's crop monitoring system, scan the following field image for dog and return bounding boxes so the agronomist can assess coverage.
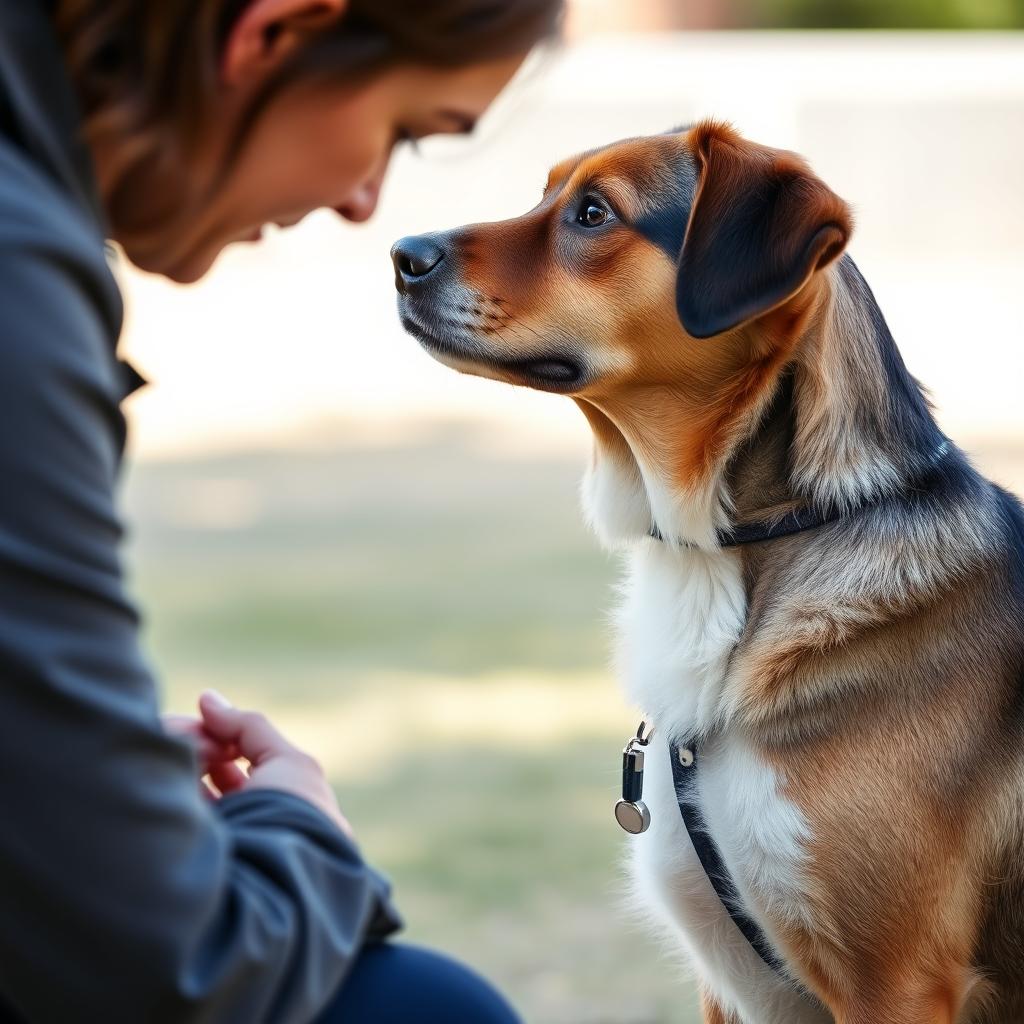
[391,121,1024,1024]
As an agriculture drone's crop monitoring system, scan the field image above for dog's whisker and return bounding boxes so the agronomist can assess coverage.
[488,307,548,346]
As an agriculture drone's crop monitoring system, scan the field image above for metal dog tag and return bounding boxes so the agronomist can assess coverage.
[615,723,653,834]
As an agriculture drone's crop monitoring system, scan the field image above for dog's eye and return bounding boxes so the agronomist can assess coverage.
[576,199,610,228]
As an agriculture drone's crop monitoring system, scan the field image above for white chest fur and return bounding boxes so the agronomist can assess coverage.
[615,542,828,1024]
[614,542,746,741]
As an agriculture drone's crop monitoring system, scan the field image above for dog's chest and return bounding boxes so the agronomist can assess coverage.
[614,542,746,739]
[616,543,822,1022]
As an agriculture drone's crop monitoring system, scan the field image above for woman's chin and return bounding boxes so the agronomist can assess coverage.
[127,243,223,284]
[122,223,264,282]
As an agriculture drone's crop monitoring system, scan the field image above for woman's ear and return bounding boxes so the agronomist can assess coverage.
[676,121,852,340]
[222,0,348,88]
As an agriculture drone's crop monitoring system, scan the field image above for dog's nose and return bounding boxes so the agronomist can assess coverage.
[391,234,445,290]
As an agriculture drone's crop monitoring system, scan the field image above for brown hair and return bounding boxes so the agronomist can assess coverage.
[55,0,563,225]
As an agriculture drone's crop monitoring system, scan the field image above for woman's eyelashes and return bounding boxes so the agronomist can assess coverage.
[395,113,479,155]
[395,128,422,154]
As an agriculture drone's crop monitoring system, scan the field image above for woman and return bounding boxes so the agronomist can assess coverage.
[0,0,561,1021]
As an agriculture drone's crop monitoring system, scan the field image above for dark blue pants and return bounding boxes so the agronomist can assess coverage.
[314,943,521,1024]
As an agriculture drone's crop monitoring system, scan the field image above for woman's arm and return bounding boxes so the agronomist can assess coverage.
[0,144,400,1023]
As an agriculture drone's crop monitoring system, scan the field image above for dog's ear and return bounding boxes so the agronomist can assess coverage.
[676,122,852,339]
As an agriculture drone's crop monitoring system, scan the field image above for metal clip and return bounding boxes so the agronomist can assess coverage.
[614,720,653,834]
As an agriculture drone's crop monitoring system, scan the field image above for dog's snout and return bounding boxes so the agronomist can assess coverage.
[391,235,445,291]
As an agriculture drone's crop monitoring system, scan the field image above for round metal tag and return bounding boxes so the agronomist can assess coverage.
[614,799,651,834]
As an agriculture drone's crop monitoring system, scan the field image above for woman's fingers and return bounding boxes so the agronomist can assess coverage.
[162,712,200,738]
[198,690,295,767]
[168,699,321,809]
[196,691,352,837]
[207,759,249,796]
[162,711,241,765]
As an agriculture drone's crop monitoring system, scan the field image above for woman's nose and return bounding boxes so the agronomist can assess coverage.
[336,179,380,222]
[390,235,446,291]
[336,155,389,223]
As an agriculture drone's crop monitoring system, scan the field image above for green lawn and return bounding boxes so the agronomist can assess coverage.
[124,423,702,1024]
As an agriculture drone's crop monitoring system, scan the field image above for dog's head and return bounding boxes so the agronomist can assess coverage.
[392,121,851,399]
[392,122,853,546]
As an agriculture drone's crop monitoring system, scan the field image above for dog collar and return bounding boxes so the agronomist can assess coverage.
[648,504,844,548]
[649,439,953,549]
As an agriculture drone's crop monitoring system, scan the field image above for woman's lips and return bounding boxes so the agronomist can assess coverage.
[238,207,334,243]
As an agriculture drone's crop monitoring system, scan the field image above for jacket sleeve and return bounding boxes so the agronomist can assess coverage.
[0,159,401,1023]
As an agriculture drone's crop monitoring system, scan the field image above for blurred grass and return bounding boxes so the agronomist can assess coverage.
[124,422,700,1024]
[747,0,1024,29]
[127,425,615,680]
[124,423,1024,1024]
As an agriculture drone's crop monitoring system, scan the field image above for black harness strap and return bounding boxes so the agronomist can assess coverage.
[669,740,787,975]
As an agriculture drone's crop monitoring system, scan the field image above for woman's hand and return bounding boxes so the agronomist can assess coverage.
[163,691,353,840]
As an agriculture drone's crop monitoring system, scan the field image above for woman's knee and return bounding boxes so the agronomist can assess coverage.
[315,942,521,1024]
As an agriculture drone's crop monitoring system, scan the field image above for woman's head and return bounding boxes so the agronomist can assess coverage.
[56,0,563,282]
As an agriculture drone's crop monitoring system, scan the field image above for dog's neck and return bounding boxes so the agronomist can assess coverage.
[579,255,945,550]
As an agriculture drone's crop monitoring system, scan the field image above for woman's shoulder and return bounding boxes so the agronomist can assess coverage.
[0,136,124,379]
[0,136,117,285]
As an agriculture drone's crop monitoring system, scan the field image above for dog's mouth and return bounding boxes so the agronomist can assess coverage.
[399,306,587,394]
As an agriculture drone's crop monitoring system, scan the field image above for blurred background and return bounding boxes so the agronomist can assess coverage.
[119,3,1024,1021]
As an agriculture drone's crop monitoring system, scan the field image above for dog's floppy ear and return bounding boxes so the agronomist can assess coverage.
[677,122,852,339]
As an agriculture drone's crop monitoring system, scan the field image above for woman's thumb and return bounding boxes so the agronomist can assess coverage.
[198,690,237,732]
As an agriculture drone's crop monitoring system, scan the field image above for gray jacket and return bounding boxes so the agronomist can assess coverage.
[0,2,402,1020]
